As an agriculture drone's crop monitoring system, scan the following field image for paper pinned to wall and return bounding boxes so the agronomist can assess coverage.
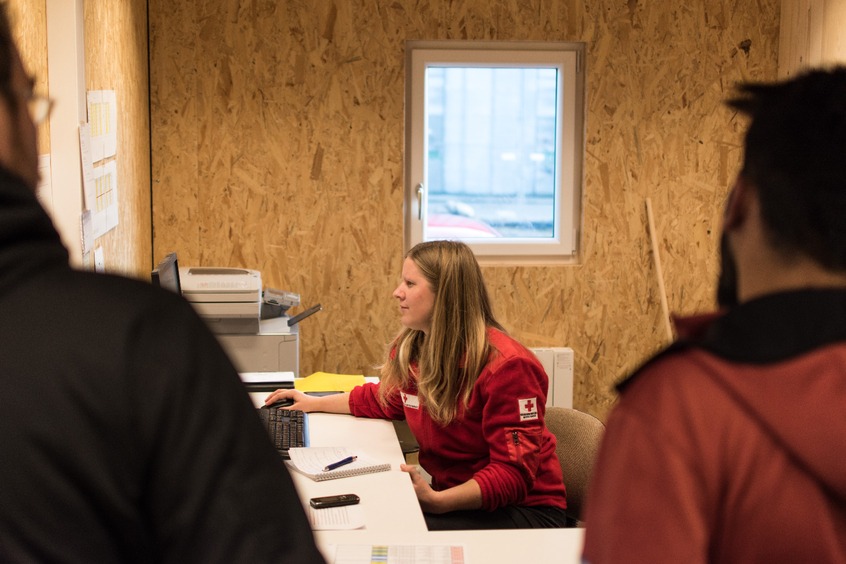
[87,90,117,162]
[93,246,105,273]
[91,161,119,239]
[102,90,117,158]
[79,125,96,209]
[86,90,103,162]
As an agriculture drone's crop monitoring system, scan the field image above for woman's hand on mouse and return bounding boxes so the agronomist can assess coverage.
[264,389,316,412]
[265,390,354,415]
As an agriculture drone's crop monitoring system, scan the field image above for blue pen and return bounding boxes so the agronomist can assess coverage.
[323,455,357,472]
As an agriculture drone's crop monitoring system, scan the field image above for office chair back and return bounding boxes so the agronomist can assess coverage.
[545,406,605,524]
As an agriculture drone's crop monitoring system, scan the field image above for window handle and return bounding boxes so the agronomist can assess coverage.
[416,183,425,220]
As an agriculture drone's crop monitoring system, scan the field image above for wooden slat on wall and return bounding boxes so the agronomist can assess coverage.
[822,0,846,61]
[83,0,151,279]
[779,0,825,78]
[150,0,779,421]
[780,0,846,77]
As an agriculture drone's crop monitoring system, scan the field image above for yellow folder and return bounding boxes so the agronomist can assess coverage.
[294,371,367,393]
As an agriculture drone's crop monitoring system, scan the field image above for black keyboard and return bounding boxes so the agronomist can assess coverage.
[257,406,309,459]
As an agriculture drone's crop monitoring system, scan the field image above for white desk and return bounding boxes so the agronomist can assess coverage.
[249,392,585,563]
[293,412,429,534]
[249,393,428,534]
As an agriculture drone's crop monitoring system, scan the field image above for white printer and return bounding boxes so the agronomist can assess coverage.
[179,266,262,334]
[175,264,320,376]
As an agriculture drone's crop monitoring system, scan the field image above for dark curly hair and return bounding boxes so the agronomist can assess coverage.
[727,67,846,270]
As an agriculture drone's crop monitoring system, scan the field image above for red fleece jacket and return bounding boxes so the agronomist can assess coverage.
[584,291,846,563]
[349,328,567,511]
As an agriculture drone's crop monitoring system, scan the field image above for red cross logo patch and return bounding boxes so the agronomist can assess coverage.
[519,397,538,421]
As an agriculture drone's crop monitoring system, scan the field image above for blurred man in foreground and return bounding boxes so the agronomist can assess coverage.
[0,6,324,563]
[584,68,846,563]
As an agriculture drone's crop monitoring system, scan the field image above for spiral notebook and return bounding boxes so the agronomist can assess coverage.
[285,446,390,482]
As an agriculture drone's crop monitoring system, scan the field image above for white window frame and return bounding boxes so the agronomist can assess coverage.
[404,40,586,265]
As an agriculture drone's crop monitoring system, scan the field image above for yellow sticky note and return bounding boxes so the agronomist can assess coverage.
[294,371,367,392]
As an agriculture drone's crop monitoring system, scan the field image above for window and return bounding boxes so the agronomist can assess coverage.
[404,41,586,264]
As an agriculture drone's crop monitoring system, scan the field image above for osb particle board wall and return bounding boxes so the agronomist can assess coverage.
[83,0,151,278]
[150,0,779,421]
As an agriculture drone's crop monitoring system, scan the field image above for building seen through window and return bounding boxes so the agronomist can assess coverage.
[426,66,558,239]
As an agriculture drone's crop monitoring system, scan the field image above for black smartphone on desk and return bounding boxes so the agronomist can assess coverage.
[309,494,360,509]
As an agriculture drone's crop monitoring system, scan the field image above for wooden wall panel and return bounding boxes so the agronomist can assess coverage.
[779,0,825,78]
[821,0,846,61]
[83,0,151,278]
[150,0,780,421]
[7,0,49,156]
[776,0,846,76]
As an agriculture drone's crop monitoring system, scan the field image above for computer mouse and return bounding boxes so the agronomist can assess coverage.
[267,398,294,409]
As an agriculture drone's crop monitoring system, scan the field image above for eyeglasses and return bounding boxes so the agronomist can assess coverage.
[7,87,53,125]
[1,77,54,125]
[27,93,53,125]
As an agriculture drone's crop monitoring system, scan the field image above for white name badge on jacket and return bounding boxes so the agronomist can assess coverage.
[402,393,420,409]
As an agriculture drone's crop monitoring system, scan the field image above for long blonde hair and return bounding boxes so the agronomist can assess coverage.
[380,241,505,425]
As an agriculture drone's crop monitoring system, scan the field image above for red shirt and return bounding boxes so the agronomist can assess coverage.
[349,328,567,511]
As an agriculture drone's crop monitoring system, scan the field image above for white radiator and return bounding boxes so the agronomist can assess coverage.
[530,347,574,409]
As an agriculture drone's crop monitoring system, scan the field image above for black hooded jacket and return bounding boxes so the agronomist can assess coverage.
[0,170,324,563]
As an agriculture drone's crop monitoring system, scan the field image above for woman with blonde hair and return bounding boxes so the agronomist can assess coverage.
[266,241,568,529]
